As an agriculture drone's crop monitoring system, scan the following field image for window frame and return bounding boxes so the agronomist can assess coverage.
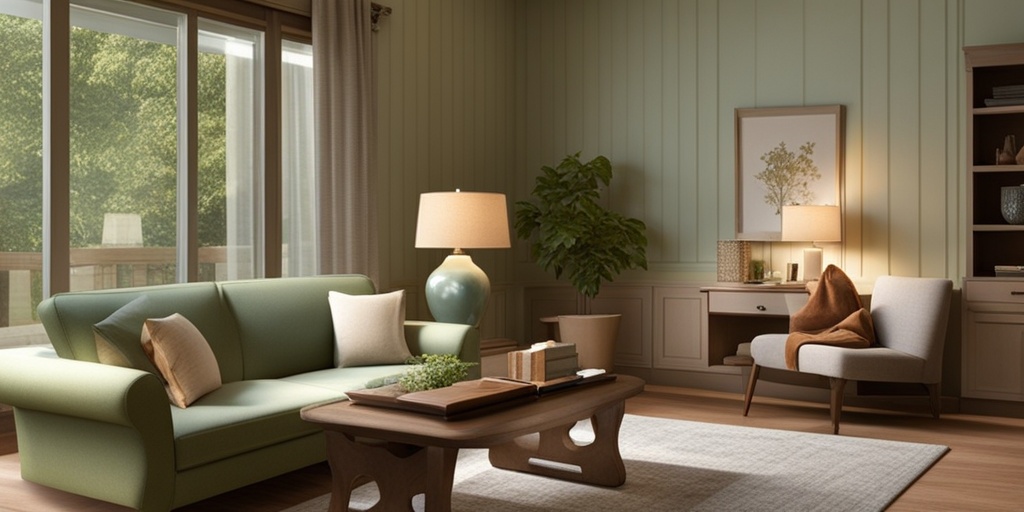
[30,0,311,298]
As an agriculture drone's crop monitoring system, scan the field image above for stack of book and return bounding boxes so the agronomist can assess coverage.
[995,265,1024,277]
[985,85,1024,107]
[508,341,579,383]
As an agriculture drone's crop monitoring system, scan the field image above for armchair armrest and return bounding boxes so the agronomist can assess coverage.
[403,321,480,379]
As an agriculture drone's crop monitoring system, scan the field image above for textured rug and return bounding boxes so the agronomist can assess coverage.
[284,414,947,512]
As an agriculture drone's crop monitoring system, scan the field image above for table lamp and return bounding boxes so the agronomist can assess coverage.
[415,190,511,326]
[781,205,841,281]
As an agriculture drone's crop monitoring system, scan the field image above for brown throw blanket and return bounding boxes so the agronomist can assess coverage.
[785,265,875,370]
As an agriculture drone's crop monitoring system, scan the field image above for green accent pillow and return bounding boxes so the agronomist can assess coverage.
[93,296,163,377]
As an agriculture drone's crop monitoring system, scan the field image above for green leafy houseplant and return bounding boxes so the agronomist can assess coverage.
[514,152,648,299]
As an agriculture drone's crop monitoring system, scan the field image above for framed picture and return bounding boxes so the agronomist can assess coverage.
[735,105,844,240]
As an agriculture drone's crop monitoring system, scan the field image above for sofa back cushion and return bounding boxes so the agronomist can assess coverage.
[219,275,376,379]
[37,282,245,382]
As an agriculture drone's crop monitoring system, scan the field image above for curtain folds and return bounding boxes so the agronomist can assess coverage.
[313,0,379,283]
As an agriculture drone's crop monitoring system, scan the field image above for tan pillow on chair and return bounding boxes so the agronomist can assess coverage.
[142,313,222,408]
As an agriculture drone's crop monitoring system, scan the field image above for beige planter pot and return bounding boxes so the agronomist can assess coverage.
[557,314,621,372]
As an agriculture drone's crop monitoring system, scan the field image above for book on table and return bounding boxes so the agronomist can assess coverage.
[508,341,580,382]
[346,378,538,419]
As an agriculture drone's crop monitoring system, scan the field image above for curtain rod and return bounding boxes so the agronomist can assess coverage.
[371,3,392,32]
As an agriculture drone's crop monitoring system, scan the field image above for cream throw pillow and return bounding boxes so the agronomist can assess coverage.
[328,289,413,367]
[142,313,222,408]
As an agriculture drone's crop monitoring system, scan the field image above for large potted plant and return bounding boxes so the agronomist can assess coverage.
[514,152,647,371]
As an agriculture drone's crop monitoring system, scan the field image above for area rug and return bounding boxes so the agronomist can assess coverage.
[284,414,947,512]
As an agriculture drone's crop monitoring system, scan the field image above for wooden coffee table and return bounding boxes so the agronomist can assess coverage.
[300,374,644,512]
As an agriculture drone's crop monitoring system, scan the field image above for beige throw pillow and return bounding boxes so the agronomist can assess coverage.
[328,289,413,367]
[142,313,222,408]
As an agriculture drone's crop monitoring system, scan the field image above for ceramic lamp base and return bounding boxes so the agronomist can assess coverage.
[425,254,490,326]
[802,247,823,281]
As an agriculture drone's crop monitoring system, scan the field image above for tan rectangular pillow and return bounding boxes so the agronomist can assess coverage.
[142,313,222,408]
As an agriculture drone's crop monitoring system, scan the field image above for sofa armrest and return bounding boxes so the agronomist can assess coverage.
[0,348,171,427]
[0,347,177,510]
[403,321,481,379]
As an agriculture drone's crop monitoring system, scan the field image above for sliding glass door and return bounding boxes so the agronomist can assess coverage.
[0,0,315,330]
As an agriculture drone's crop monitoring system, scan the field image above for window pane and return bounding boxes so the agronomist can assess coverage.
[198,20,263,281]
[68,1,181,292]
[0,4,43,326]
[281,39,315,277]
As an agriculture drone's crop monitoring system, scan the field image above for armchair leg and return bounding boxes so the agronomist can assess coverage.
[743,364,760,416]
[829,377,846,435]
[926,383,941,419]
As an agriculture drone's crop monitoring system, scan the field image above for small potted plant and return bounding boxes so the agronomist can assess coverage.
[514,152,647,370]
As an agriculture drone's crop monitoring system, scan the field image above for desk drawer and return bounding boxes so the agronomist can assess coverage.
[707,291,807,316]
[965,280,1024,304]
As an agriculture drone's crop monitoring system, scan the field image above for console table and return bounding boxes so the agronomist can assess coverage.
[700,284,810,367]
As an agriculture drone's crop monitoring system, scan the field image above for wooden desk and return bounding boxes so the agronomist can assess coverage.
[301,375,645,512]
[700,284,810,366]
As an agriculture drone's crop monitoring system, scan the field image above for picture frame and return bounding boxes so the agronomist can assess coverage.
[735,105,845,240]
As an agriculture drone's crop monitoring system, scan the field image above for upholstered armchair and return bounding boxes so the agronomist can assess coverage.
[743,275,953,434]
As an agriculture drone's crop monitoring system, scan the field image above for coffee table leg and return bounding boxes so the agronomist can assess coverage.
[488,399,627,486]
[324,431,459,512]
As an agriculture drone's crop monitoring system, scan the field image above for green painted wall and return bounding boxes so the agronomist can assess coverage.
[374,0,1024,337]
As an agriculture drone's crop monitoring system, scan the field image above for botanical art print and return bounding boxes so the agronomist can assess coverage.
[756,141,821,215]
[735,106,844,239]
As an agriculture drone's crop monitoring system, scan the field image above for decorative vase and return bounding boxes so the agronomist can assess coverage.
[1016,144,1024,165]
[998,135,1018,165]
[1001,185,1024,224]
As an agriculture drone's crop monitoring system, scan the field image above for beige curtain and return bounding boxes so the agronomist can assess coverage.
[313,0,379,283]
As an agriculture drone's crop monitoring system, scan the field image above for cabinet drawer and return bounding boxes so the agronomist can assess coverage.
[707,291,807,316]
[965,280,1024,304]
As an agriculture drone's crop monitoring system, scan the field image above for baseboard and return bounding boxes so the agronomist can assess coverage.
[960,397,1024,419]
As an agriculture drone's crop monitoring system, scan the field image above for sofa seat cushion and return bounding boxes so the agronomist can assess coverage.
[170,380,343,471]
[280,365,413,394]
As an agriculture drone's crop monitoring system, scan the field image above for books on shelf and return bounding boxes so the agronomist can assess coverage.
[984,97,1024,107]
[507,340,580,382]
[993,84,1024,97]
[995,265,1024,277]
[985,85,1024,107]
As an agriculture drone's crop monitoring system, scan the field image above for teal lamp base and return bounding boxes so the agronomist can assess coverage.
[425,254,490,326]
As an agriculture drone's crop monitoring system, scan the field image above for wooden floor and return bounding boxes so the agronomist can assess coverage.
[2,386,1023,511]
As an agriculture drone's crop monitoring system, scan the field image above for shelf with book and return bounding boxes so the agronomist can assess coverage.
[967,44,1024,279]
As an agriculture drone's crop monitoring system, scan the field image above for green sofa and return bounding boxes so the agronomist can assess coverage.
[0,275,478,511]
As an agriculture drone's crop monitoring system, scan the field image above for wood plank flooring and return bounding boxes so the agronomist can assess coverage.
[1,385,1022,511]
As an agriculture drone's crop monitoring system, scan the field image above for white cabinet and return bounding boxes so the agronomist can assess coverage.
[963,279,1024,401]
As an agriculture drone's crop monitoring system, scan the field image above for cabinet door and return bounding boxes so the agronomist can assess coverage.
[963,309,1024,400]
[653,287,707,370]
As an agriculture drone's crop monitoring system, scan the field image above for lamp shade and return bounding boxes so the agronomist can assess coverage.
[781,205,842,242]
[415,191,511,250]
